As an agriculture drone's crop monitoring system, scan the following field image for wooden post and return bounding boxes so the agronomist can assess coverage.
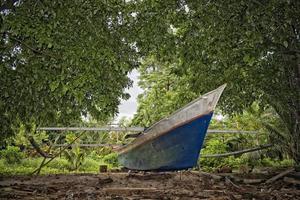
[99,165,108,173]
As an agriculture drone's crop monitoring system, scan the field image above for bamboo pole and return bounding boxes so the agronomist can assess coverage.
[201,144,273,158]
[207,130,257,134]
[31,131,86,175]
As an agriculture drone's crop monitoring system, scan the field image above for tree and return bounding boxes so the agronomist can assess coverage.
[2,0,299,165]
[127,1,300,164]
[132,55,197,126]
[0,0,137,139]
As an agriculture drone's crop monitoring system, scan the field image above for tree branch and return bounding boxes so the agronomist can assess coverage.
[10,36,59,59]
[0,0,19,12]
[31,131,86,175]
[278,50,300,55]
[28,136,52,158]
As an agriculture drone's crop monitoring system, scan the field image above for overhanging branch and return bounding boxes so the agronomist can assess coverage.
[10,36,59,59]
[0,0,19,12]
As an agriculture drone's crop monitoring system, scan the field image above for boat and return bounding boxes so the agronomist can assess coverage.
[116,84,227,171]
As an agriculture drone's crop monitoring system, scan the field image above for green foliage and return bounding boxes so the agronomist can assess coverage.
[103,153,119,168]
[131,58,295,167]
[64,148,85,172]
[0,146,25,164]
[10,123,49,149]
[0,159,35,175]
[63,133,86,171]
[132,56,197,126]
[1,0,299,167]
[0,156,109,175]
[200,138,246,169]
[81,158,105,172]
[200,139,228,168]
[128,0,299,117]
[128,0,300,164]
[0,0,137,140]
[88,150,102,160]
[260,158,294,169]
[200,105,290,169]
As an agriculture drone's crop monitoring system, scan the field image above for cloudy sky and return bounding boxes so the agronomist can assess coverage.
[116,69,143,121]
[115,69,225,123]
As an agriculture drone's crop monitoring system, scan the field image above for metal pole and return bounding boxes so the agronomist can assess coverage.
[37,126,145,132]
[37,127,257,134]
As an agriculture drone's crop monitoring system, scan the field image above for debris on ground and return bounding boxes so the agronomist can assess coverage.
[0,170,300,199]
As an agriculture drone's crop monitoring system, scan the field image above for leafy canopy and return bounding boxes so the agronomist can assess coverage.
[128,1,300,163]
[0,0,138,139]
[1,0,300,163]
[127,0,299,115]
[132,55,197,126]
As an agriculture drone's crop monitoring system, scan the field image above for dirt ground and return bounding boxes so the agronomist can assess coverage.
[0,171,300,200]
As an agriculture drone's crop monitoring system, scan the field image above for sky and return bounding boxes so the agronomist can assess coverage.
[115,69,224,123]
[116,69,143,122]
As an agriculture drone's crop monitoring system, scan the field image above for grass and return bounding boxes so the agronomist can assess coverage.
[0,156,116,175]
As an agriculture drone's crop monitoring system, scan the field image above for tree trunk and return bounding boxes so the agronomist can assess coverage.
[269,51,300,166]
[288,52,300,165]
[291,53,300,165]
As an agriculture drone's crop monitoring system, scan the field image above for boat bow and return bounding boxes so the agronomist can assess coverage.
[117,84,226,155]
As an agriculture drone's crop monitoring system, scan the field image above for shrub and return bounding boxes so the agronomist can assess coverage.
[199,139,228,168]
[0,146,25,164]
[81,158,105,172]
[48,158,69,169]
[103,153,119,168]
[88,150,102,160]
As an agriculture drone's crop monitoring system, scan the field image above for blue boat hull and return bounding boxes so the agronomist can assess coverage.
[118,112,213,171]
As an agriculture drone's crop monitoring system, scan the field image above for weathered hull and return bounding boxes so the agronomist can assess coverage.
[118,112,213,171]
[117,84,226,171]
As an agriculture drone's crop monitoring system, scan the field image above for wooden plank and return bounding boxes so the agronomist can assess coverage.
[265,168,295,184]
[199,171,223,180]
[283,177,300,185]
[243,179,264,184]
[225,177,241,191]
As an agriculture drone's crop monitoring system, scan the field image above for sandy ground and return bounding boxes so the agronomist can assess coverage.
[0,171,300,199]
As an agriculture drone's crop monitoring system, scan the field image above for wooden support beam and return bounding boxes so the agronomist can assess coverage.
[283,177,300,185]
[199,171,223,180]
[265,168,295,184]
[207,130,258,134]
[201,144,273,158]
